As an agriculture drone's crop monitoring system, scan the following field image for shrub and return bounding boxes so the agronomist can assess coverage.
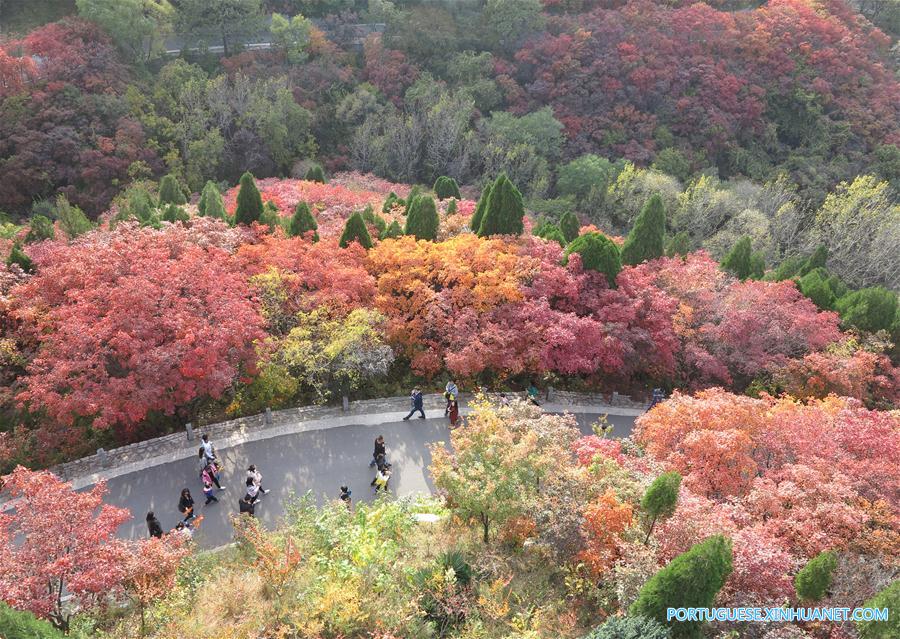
[437,550,473,586]
[666,231,691,257]
[161,203,189,223]
[749,250,766,279]
[404,185,423,216]
[720,236,753,280]
[836,287,898,333]
[305,163,326,183]
[380,219,403,240]
[158,174,186,206]
[858,579,900,639]
[800,244,828,276]
[565,232,621,287]
[630,535,733,638]
[434,176,461,200]
[621,193,666,266]
[25,214,55,243]
[535,222,566,247]
[382,191,402,213]
[404,196,440,241]
[339,211,373,249]
[6,244,33,273]
[53,195,92,239]
[477,174,525,236]
[260,201,283,232]
[798,268,837,310]
[794,550,837,602]
[773,254,805,281]
[581,615,670,639]
[362,206,387,235]
[0,602,64,639]
[652,147,691,182]
[641,471,681,543]
[447,198,457,214]
[289,201,318,240]
[560,211,580,243]
[557,154,614,203]
[198,181,226,219]
[235,172,264,226]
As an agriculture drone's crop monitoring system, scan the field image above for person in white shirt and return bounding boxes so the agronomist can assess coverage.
[200,434,215,462]
[247,465,269,496]
[245,477,260,503]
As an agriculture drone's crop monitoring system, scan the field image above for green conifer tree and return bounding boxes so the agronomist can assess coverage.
[720,236,753,280]
[666,231,691,258]
[380,219,403,240]
[559,211,580,243]
[404,185,423,216]
[630,535,733,638]
[641,471,681,543]
[289,201,318,240]
[6,244,34,273]
[404,195,440,241]
[198,181,226,219]
[382,192,401,214]
[305,163,326,183]
[836,287,899,333]
[25,214,55,243]
[158,174,187,206]
[447,198,458,215]
[54,195,92,239]
[621,194,666,265]
[433,175,461,200]
[470,181,493,233]
[800,244,828,276]
[794,551,838,602]
[235,172,264,226]
[339,211,373,249]
[161,203,189,223]
[564,232,622,287]
[477,174,525,237]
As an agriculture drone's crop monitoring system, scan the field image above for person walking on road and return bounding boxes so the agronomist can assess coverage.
[370,435,387,467]
[200,434,216,462]
[178,488,195,523]
[448,397,460,427]
[245,477,261,504]
[339,485,352,509]
[444,379,458,416]
[527,381,541,407]
[238,495,256,517]
[203,478,218,505]
[247,464,270,496]
[372,464,392,494]
[146,511,163,538]
[402,387,425,420]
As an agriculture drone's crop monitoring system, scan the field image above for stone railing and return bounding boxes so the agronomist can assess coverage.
[49,390,648,482]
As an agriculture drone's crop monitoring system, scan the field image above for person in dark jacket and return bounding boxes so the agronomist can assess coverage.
[146,511,163,538]
[339,485,352,509]
[402,387,425,420]
[370,435,387,467]
[238,496,256,517]
[178,488,195,523]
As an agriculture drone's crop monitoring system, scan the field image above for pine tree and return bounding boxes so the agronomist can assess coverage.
[339,212,373,249]
[305,163,326,183]
[404,185,423,216]
[559,211,580,243]
[666,231,691,258]
[54,195,92,239]
[404,195,440,241]
[289,201,318,240]
[477,174,525,237]
[161,204,189,223]
[361,205,387,236]
[720,236,753,280]
[380,219,403,240]
[621,194,666,265]
[795,551,837,602]
[383,192,401,214]
[433,175,461,200]
[836,287,898,333]
[259,201,283,232]
[564,232,622,287]
[630,535,733,638]
[470,181,493,233]
[641,471,681,543]
[6,244,34,273]
[198,181,226,219]
[749,251,766,279]
[858,580,900,639]
[25,214,55,243]
[235,172,264,226]
[158,174,186,206]
[447,198,458,215]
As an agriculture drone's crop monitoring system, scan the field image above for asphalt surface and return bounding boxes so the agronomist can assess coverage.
[104,411,637,548]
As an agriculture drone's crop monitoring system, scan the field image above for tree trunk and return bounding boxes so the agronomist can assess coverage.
[481,512,490,543]
[644,515,658,545]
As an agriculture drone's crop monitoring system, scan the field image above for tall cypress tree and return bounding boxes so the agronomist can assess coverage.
[158,174,186,206]
[559,211,580,243]
[470,181,493,233]
[433,175,461,200]
[198,181,226,219]
[621,193,666,265]
[339,212,373,249]
[404,195,440,241]
[720,236,753,280]
[234,172,264,226]
[477,174,524,237]
[564,232,622,287]
[630,535,733,638]
[289,201,318,240]
[403,185,423,216]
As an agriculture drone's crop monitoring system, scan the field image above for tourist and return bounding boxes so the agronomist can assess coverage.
[339,485,352,509]
[247,464,270,495]
[444,379,458,416]
[146,511,163,539]
[245,476,260,504]
[200,434,216,462]
[370,435,386,467]
[203,478,218,505]
[527,381,541,407]
[173,521,193,539]
[373,465,392,494]
[201,460,223,491]
[499,392,510,407]
[178,488,195,523]
[402,387,426,420]
[448,397,460,427]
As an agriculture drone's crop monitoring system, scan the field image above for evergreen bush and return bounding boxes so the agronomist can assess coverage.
[235,172,264,226]
[339,211,373,249]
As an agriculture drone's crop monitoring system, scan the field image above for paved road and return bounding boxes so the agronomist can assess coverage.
[105,411,637,548]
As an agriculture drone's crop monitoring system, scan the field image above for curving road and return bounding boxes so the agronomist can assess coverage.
[102,410,638,548]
